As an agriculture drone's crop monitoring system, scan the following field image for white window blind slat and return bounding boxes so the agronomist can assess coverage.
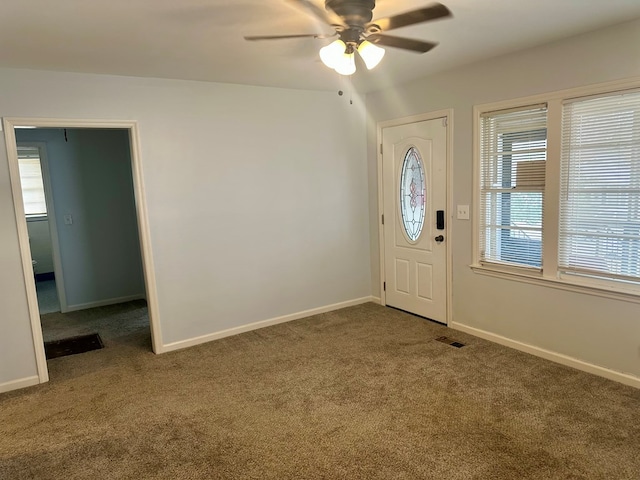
[559,91,640,282]
[479,106,547,269]
[17,147,47,216]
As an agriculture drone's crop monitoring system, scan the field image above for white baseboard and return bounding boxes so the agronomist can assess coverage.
[161,296,377,353]
[369,296,382,305]
[64,294,145,313]
[0,375,40,394]
[450,321,640,389]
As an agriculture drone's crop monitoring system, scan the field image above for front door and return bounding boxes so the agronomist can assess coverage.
[382,117,447,323]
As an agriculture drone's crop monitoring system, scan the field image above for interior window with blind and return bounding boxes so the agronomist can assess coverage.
[479,106,547,269]
[559,91,640,284]
[474,83,640,297]
[17,146,47,217]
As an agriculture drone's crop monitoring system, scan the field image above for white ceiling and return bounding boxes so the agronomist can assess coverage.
[1,0,640,93]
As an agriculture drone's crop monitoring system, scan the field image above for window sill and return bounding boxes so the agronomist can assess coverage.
[470,263,640,305]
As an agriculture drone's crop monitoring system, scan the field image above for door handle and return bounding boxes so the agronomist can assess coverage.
[435,235,444,243]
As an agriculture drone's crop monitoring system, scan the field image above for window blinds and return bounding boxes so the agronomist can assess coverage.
[479,105,547,268]
[559,91,640,282]
[17,147,47,216]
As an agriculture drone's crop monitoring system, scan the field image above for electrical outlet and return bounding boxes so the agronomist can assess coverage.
[457,205,470,220]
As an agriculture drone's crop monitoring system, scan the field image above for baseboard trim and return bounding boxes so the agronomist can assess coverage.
[450,321,640,389]
[0,375,40,394]
[369,296,382,305]
[161,296,377,353]
[64,294,145,313]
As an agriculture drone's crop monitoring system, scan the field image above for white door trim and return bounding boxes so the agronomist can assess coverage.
[17,141,69,312]
[376,109,454,325]
[3,117,164,385]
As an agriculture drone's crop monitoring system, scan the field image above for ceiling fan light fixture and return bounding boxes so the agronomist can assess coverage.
[333,51,356,76]
[319,39,347,69]
[247,2,452,76]
[357,40,385,70]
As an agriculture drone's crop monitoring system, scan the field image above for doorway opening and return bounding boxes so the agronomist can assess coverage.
[4,118,163,384]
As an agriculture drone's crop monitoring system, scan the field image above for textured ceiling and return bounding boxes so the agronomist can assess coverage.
[1,0,639,93]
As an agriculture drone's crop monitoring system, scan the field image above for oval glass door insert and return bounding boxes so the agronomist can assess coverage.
[400,146,426,241]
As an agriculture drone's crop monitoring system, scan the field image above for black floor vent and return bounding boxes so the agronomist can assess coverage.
[45,333,104,359]
[435,336,466,348]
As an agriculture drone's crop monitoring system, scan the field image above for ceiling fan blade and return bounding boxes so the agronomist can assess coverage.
[287,0,346,27]
[244,33,334,41]
[369,3,451,32]
[366,34,438,53]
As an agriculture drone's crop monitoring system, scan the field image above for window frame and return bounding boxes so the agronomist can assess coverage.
[472,77,640,303]
[559,93,640,283]
[478,107,547,270]
[17,146,48,218]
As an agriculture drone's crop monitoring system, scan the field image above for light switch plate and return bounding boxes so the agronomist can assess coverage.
[64,214,73,225]
[457,205,470,220]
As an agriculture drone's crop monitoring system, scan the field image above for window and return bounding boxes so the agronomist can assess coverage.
[479,106,547,269]
[474,82,640,298]
[559,91,640,284]
[17,146,47,217]
[400,146,426,242]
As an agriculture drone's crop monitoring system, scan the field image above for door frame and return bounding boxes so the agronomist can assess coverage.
[17,141,69,312]
[376,109,454,325]
[3,117,164,384]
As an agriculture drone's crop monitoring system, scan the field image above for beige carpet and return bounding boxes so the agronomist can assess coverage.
[1,302,639,479]
[38,299,150,344]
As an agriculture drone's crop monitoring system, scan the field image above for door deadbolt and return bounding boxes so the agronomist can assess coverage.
[436,210,445,230]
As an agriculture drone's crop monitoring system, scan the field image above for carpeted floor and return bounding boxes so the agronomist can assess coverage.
[1,302,638,479]
[38,299,150,344]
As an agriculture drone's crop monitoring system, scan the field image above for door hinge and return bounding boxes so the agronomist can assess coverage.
[383,281,386,291]
[442,117,448,127]
[381,214,384,225]
[380,143,383,154]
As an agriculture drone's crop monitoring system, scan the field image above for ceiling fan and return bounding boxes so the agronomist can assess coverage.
[244,0,452,75]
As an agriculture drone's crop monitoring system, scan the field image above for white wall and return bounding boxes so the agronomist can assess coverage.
[16,128,145,309]
[0,69,370,389]
[366,18,640,379]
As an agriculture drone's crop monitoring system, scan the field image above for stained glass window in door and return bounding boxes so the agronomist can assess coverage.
[400,147,426,241]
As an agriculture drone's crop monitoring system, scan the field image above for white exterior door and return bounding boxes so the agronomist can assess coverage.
[382,117,448,323]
